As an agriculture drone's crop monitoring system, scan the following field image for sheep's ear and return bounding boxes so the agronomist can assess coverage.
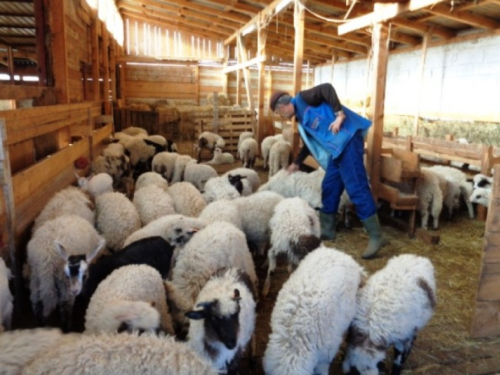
[54,241,69,261]
[86,238,106,263]
[185,309,208,320]
[233,288,241,301]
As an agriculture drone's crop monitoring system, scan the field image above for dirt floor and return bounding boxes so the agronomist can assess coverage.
[11,142,500,375]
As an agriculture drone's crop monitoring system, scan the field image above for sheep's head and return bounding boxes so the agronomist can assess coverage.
[342,327,386,375]
[227,174,247,195]
[54,238,105,296]
[186,289,241,350]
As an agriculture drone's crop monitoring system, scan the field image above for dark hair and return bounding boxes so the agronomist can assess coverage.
[275,94,291,109]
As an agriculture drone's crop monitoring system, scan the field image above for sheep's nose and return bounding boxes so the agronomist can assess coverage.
[225,339,237,349]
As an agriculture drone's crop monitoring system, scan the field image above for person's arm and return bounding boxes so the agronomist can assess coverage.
[300,83,345,134]
[287,143,311,173]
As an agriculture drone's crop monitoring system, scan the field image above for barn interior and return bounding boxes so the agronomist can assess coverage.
[1,0,500,374]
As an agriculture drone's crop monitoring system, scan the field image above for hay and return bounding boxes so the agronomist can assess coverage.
[128,102,151,111]
[207,93,231,106]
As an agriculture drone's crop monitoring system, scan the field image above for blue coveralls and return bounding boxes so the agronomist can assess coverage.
[292,95,377,220]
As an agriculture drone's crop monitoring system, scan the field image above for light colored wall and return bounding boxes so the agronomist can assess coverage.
[314,33,500,122]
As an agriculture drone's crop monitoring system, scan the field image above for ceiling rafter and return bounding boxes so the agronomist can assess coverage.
[425,3,500,29]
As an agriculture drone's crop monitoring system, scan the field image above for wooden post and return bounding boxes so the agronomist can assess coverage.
[213,92,219,132]
[237,35,253,110]
[236,64,242,106]
[256,13,267,147]
[291,1,305,157]
[91,19,100,102]
[266,67,273,136]
[363,49,372,118]
[48,0,69,103]
[34,0,48,86]
[478,145,494,221]
[413,32,429,136]
[194,65,200,105]
[7,47,14,85]
[109,40,117,101]
[366,18,390,202]
[102,23,110,115]
[471,165,500,337]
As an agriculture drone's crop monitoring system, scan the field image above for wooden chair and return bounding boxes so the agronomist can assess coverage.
[377,148,421,237]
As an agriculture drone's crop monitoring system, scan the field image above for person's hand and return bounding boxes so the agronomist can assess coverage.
[328,111,346,134]
[286,163,300,174]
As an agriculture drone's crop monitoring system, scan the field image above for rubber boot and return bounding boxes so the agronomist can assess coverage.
[320,211,337,241]
[361,214,387,259]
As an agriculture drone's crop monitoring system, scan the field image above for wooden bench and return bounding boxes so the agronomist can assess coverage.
[377,148,421,237]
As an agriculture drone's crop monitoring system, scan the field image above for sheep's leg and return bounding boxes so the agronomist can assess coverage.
[391,336,415,375]
[465,200,475,219]
[34,300,46,327]
[313,361,330,375]
[420,210,429,230]
[262,250,277,298]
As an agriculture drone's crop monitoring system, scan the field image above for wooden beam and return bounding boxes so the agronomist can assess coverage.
[413,33,429,135]
[7,47,14,84]
[366,19,390,202]
[48,0,68,103]
[102,23,110,114]
[237,35,253,110]
[425,3,500,29]
[91,19,100,102]
[257,13,267,147]
[292,3,305,158]
[34,0,47,86]
[338,0,442,35]
[223,55,266,73]
[391,18,456,39]
[109,40,117,101]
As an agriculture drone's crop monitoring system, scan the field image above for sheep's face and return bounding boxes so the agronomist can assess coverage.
[167,226,198,246]
[469,188,490,207]
[63,255,88,296]
[186,289,241,350]
[342,328,385,375]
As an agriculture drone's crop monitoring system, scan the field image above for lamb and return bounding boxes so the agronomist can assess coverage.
[423,167,460,220]
[261,135,279,170]
[95,192,141,251]
[198,199,243,231]
[342,254,436,375]
[469,187,491,207]
[473,173,493,190]
[186,267,256,374]
[427,165,474,219]
[76,172,113,197]
[206,147,235,165]
[197,131,225,162]
[222,167,261,192]
[167,181,207,217]
[262,197,322,297]
[268,140,291,177]
[263,245,365,375]
[135,171,169,191]
[226,174,252,196]
[232,191,284,255]
[171,155,196,183]
[24,333,218,375]
[27,214,106,331]
[0,258,13,333]
[91,154,131,189]
[133,184,176,225]
[0,328,75,375]
[121,126,148,136]
[102,142,126,158]
[152,152,178,183]
[202,176,242,204]
[31,186,95,234]
[167,221,258,323]
[415,169,444,230]
[123,214,206,248]
[238,137,259,168]
[259,168,325,210]
[85,264,174,335]
[73,236,175,324]
[236,131,254,159]
[183,162,218,191]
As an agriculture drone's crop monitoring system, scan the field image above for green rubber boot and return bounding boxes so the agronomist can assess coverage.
[361,214,387,259]
[320,211,337,241]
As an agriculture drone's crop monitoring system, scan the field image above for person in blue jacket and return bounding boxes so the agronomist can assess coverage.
[269,83,386,259]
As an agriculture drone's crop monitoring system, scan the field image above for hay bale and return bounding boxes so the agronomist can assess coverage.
[207,93,230,106]
[128,102,151,111]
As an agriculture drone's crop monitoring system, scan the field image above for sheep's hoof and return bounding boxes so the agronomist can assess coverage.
[262,278,271,298]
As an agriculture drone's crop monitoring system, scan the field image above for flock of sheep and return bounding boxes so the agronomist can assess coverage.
[1,124,495,375]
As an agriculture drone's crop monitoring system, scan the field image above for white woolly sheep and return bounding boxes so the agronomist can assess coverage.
[135,171,169,191]
[171,155,196,183]
[207,147,235,165]
[427,165,474,219]
[0,258,13,333]
[167,182,207,217]
[239,137,259,169]
[123,214,207,249]
[95,192,141,251]
[183,162,218,191]
[122,126,148,136]
[167,221,258,324]
[423,167,460,220]
[31,186,95,234]
[232,191,284,255]
[469,187,491,207]
[202,176,242,204]
[416,169,444,230]
[259,168,325,210]
[85,264,174,335]
[152,152,178,183]
[24,333,218,375]
[198,199,243,231]
[268,140,291,177]
[262,197,321,297]
[186,267,256,373]
[236,131,254,159]
[133,184,176,226]
[0,328,75,375]
[263,245,365,375]
[261,135,279,170]
[197,131,225,162]
[91,153,131,191]
[102,142,125,158]
[473,173,493,190]
[27,214,106,331]
[342,254,436,375]
[222,167,261,193]
[77,172,113,197]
